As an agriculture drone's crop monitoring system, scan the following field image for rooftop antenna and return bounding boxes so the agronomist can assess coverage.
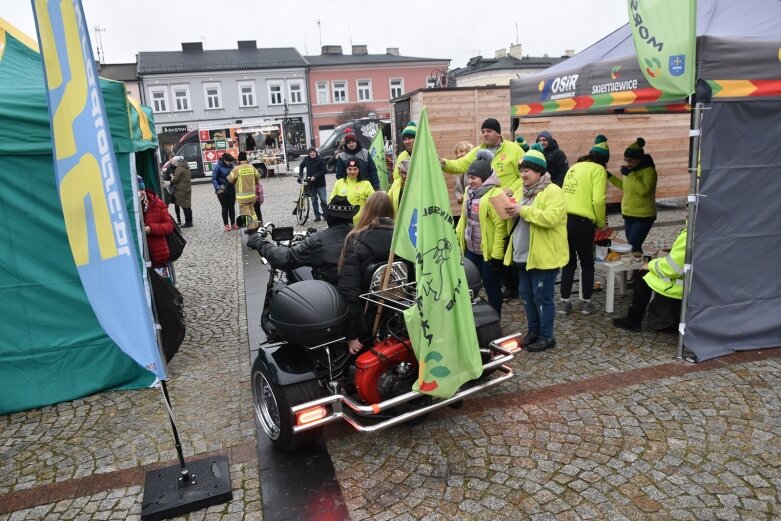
[93,25,106,63]
[316,19,322,48]
[515,23,519,44]
[348,25,353,47]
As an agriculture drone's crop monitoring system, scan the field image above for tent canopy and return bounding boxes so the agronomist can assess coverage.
[0,20,159,414]
[510,0,781,117]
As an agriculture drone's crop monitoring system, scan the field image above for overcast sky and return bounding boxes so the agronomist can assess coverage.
[3,1,629,67]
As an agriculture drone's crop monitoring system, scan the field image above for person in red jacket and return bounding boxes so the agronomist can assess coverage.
[138,176,173,268]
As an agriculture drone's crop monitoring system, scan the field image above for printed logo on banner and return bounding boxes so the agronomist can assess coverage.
[537,74,579,101]
[644,57,662,78]
[669,54,686,77]
[611,65,622,80]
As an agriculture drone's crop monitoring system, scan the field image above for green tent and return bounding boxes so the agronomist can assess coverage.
[0,20,159,415]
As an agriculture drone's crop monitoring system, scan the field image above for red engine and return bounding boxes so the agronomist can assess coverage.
[354,337,418,404]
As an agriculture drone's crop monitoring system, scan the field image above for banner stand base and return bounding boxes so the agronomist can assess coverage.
[140,455,232,521]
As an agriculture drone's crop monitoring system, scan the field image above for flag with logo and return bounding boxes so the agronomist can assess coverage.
[32,0,166,379]
[369,130,390,191]
[627,0,697,97]
[390,107,482,399]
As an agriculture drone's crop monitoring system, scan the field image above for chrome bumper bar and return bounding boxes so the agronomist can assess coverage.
[290,333,520,434]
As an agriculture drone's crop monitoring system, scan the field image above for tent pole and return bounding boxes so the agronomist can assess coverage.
[677,101,704,360]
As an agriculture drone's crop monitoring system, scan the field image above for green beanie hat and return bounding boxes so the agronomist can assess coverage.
[591,134,610,160]
[402,121,417,137]
[515,135,530,152]
[520,143,547,173]
[624,137,646,159]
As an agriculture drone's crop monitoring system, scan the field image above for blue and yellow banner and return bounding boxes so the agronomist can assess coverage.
[31,0,166,379]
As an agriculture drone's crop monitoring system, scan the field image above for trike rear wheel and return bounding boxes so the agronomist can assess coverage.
[252,359,322,451]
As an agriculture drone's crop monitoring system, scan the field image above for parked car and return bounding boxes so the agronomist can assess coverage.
[317,118,391,172]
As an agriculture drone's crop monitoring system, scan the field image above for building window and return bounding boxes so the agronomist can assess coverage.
[238,81,256,107]
[356,79,372,101]
[203,83,222,109]
[316,82,329,104]
[149,87,168,113]
[426,77,438,88]
[332,81,347,103]
[172,85,190,112]
[288,81,304,104]
[390,78,404,99]
[268,82,283,105]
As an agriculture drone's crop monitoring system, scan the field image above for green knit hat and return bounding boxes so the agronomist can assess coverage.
[401,121,417,137]
[591,134,609,160]
[515,135,530,152]
[520,143,547,173]
[624,137,646,159]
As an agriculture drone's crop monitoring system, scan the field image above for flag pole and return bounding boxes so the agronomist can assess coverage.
[371,250,397,336]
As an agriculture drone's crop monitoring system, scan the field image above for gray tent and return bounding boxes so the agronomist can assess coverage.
[509,0,781,361]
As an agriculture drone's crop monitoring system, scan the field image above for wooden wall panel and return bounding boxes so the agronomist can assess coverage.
[392,87,690,216]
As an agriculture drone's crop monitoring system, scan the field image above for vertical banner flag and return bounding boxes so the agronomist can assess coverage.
[32,0,166,379]
[369,130,390,191]
[390,107,482,399]
[627,0,697,97]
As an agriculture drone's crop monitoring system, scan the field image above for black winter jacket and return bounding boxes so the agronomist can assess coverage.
[298,154,327,188]
[338,218,394,339]
[249,223,353,286]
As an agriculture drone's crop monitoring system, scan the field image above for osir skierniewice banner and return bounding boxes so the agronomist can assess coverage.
[628,0,696,97]
[32,0,166,379]
[391,107,482,399]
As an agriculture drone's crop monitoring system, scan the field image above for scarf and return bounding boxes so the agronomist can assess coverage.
[521,172,552,206]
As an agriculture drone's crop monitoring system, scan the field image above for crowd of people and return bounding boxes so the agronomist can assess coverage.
[203,115,675,357]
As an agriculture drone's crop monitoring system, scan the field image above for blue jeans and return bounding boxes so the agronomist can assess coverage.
[465,250,503,315]
[517,264,559,339]
[624,218,655,253]
[311,186,328,218]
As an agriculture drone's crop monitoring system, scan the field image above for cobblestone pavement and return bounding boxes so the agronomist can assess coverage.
[1,177,263,520]
[3,170,781,521]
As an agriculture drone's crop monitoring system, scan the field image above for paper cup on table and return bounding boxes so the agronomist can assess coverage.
[489,191,513,219]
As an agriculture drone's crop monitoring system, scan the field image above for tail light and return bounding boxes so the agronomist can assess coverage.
[296,406,328,426]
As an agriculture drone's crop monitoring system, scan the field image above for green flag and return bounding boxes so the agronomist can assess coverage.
[390,107,483,399]
[369,130,390,191]
[628,0,696,97]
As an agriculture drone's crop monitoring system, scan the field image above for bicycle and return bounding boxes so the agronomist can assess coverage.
[295,177,311,225]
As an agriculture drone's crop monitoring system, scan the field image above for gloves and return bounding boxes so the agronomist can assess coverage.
[247,234,266,251]
[488,258,504,271]
[620,165,631,176]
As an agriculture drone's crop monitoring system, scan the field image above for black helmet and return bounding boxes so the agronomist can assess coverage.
[461,256,482,295]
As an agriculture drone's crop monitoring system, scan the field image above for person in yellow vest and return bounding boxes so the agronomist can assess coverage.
[558,135,610,316]
[441,118,524,190]
[388,159,409,215]
[455,150,509,314]
[608,137,658,252]
[330,158,374,224]
[228,152,261,232]
[452,141,475,207]
[503,144,568,352]
[613,228,686,332]
[392,122,416,181]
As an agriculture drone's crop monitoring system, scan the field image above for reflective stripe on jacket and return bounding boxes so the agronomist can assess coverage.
[643,228,686,299]
[229,163,260,203]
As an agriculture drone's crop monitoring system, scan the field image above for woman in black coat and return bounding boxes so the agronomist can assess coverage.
[337,192,395,354]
